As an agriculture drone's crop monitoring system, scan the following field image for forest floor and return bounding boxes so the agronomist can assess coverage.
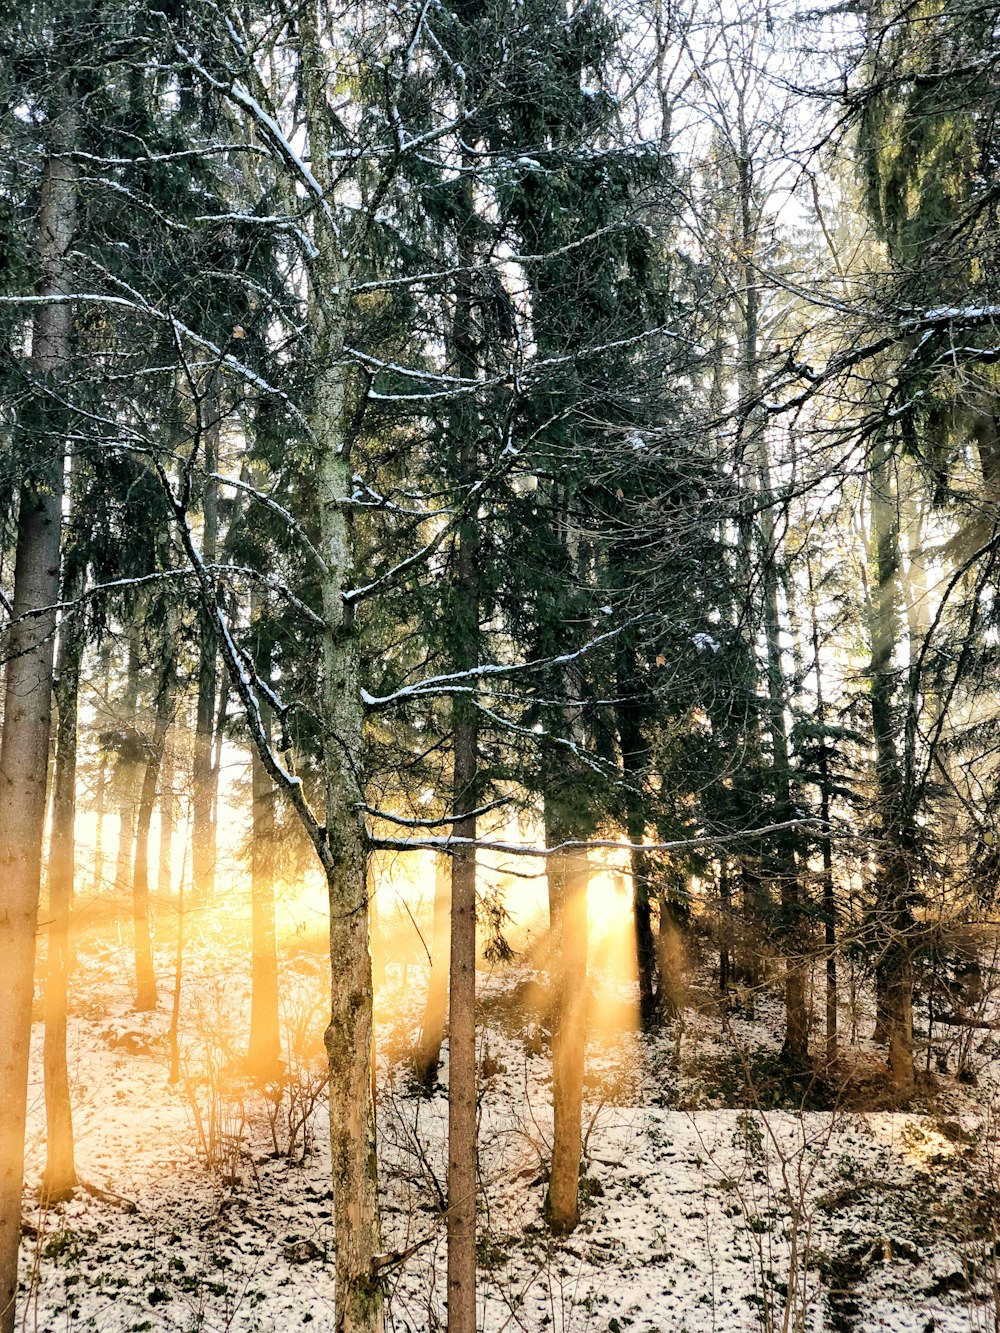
[19,909,1000,1333]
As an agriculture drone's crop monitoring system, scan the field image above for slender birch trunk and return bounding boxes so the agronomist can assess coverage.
[0,107,77,1333]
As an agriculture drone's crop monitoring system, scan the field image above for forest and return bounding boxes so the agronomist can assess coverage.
[2,0,1000,1329]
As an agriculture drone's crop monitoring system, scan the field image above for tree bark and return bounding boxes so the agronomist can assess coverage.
[443,165,481,1333]
[91,743,107,893]
[318,458,382,1330]
[806,554,838,1063]
[247,686,280,1082]
[90,649,111,894]
[43,569,84,1202]
[615,648,657,1027]
[296,18,383,1327]
[157,740,174,900]
[114,630,141,896]
[545,848,589,1234]
[132,627,176,1011]
[445,443,479,1333]
[657,887,690,1021]
[447,755,478,1333]
[760,442,808,1064]
[719,861,732,993]
[414,852,451,1088]
[869,432,915,1096]
[730,131,809,1060]
[191,409,219,904]
[0,113,77,1333]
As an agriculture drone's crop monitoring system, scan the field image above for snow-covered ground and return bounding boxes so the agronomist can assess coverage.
[20,922,1000,1333]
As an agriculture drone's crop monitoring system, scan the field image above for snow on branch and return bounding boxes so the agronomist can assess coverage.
[207,564,324,627]
[209,473,328,575]
[473,701,617,784]
[344,415,518,604]
[370,818,825,859]
[168,38,339,237]
[360,797,511,828]
[0,570,194,641]
[0,292,310,431]
[62,145,268,166]
[348,224,649,297]
[361,621,641,708]
[156,455,326,853]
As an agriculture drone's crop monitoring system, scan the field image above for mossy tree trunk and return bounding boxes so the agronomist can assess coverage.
[299,16,383,1329]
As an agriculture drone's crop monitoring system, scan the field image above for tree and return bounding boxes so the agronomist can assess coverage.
[42,484,86,1202]
[246,589,280,1081]
[0,65,77,1333]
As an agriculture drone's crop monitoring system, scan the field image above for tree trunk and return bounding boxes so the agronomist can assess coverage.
[632,844,656,1024]
[759,446,808,1063]
[869,432,915,1095]
[733,135,808,1062]
[443,165,481,1333]
[0,116,77,1333]
[445,467,479,1333]
[414,852,451,1088]
[447,753,478,1333]
[114,631,141,896]
[91,744,107,893]
[288,20,384,1327]
[318,528,382,1332]
[615,650,657,1028]
[806,555,837,1063]
[91,648,111,894]
[211,667,230,849]
[157,740,174,900]
[657,888,690,1020]
[545,848,589,1235]
[191,412,219,905]
[719,861,732,993]
[132,632,176,1012]
[43,573,83,1202]
[247,691,280,1081]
